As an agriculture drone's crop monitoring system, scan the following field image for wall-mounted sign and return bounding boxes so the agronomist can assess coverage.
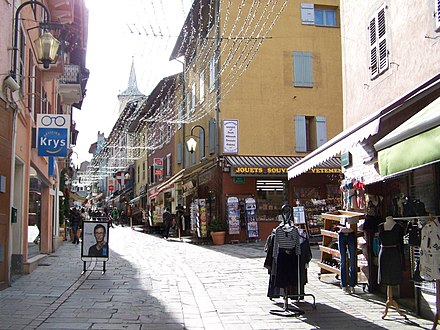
[341,152,352,167]
[37,114,70,157]
[223,119,238,154]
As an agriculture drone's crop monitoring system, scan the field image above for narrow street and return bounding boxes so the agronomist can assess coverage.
[0,227,435,330]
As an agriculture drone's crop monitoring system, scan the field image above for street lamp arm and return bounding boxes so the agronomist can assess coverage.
[187,125,205,154]
[12,1,51,80]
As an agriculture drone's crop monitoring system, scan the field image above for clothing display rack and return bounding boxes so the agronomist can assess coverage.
[269,204,316,317]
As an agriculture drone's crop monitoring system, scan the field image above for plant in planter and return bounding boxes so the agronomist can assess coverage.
[208,218,228,245]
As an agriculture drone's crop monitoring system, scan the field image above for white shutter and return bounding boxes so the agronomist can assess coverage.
[436,0,440,31]
[199,71,205,103]
[315,116,327,147]
[368,14,378,79]
[191,83,196,112]
[369,5,388,79]
[301,3,315,25]
[377,6,389,74]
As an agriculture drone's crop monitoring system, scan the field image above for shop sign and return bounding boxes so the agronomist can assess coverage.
[36,114,70,157]
[154,158,163,176]
[232,167,288,176]
[341,152,352,167]
[233,176,245,184]
[309,168,342,174]
[108,185,114,191]
[223,119,239,154]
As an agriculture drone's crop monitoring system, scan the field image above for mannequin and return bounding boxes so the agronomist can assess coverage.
[378,216,407,319]
[383,216,396,231]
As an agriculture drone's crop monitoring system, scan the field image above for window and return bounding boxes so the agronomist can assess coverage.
[369,5,388,80]
[294,115,327,152]
[315,8,336,27]
[209,55,216,91]
[142,161,146,180]
[199,71,205,103]
[301,3,337,27]
[293,51,313,87]
[137,165,140,183]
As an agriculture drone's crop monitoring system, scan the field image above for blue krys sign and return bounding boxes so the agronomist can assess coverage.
[37,114,70,157]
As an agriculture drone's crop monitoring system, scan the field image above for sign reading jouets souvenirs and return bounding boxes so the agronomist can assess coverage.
[37,114,70,157]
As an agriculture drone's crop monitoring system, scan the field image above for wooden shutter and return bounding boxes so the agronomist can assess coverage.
[377,6,388,74]
[293,51,313,87]
[316,116,327,147]
[369,5,388,79]
[199,129,205,158]
[177,143,182,164]
[295,115,307,152]
[209,118,215,154]
[369,14,378,79]
[435,0,440,31]
[300,3,315,25]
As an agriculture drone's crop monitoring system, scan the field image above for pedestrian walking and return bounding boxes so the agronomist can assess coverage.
[162,207,173,239]
[70,207,81,244]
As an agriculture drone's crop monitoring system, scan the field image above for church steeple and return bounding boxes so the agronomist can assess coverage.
[118,59,144,102]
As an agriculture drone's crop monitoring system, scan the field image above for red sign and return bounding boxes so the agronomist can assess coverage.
[154,158,163,168]
[109,185,114,191]
[115,171,126,185]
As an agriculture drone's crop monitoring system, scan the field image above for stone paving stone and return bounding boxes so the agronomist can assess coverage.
[0,227,437,330]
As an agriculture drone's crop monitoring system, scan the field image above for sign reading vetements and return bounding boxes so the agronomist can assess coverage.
[37,114,70,157]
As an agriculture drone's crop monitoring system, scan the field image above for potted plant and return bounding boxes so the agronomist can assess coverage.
[208,218,227,245]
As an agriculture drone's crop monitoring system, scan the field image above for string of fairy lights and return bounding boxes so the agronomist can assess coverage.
[84,0,289,181]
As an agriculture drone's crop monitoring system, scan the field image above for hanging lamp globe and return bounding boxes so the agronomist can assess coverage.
[34,31,60,68]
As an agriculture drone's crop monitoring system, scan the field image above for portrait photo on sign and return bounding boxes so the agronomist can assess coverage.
[81,221,109,258]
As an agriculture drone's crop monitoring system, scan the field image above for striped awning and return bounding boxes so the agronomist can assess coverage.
[225,156,340,174]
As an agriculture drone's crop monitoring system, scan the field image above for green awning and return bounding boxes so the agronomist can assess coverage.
[375,97,440,176]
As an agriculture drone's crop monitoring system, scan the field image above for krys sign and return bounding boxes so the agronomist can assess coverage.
[37,114,70,157]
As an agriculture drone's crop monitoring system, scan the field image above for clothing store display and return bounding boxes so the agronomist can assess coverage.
[338,230,357,289]
[420,217,440,281]
[378,220,405,285]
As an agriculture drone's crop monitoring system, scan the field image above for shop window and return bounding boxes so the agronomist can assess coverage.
[293,51,313,87]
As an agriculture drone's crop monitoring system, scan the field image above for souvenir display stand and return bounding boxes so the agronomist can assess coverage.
[245,197,259,240]
[318,210,364,280]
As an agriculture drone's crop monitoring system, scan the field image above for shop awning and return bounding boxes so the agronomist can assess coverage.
[226,155,340,174]
[287,72,440,179]
[148,169,184,199]
[375,96,440,176]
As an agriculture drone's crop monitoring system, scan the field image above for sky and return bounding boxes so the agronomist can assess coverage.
[72,0,192,166]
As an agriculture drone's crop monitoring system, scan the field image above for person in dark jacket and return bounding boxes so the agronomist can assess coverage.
[162,208,173,239]
[70,208,81,244]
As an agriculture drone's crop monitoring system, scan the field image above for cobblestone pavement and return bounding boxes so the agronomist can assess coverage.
[0,226,435,329]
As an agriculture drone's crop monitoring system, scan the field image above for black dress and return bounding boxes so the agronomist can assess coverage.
[377,222,404,285]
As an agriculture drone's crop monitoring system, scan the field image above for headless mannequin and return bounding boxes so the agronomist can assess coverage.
[381,216,407,319]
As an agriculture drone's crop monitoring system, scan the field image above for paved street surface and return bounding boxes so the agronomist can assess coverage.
[0,227,435,329]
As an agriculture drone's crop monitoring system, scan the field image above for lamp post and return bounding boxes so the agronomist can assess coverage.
[186,125,205,154]
[11,1,60,82]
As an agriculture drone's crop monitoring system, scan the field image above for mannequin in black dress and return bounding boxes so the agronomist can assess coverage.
[378,216,407,319]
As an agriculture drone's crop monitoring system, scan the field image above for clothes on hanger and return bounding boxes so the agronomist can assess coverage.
[420,216,440,281]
